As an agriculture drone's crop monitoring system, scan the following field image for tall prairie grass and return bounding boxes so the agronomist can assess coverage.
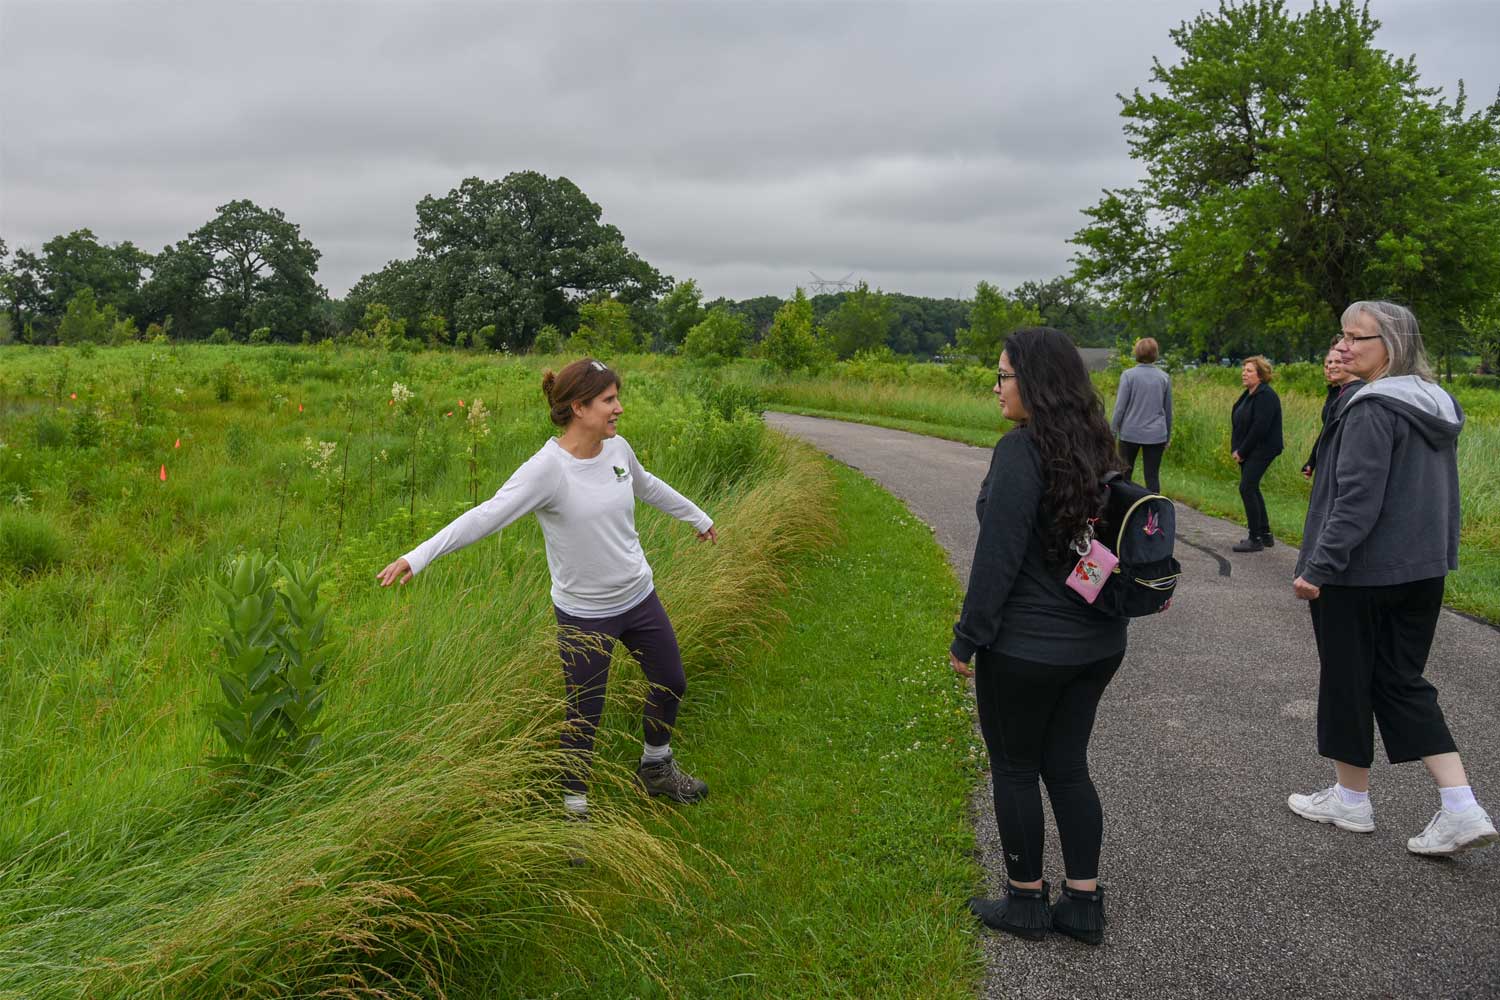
[0,344,835,998]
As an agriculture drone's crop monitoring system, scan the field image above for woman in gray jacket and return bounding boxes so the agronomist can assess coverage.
[1288,301,1495,857]
[1110,338,1172,494]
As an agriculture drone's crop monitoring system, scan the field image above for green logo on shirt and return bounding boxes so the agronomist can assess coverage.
[613,465,628,481]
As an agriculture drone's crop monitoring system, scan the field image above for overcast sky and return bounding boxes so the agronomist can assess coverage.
[3,0,1497,302]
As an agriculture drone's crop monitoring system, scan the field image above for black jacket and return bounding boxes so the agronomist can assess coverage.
[1303,381,1363,472]
[1230,385,1283,461]
[950,426,1127,666]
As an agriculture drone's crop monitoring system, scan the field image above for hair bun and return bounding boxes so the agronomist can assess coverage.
[541,370,557,401]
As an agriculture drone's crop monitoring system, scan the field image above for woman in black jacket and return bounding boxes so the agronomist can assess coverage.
[1301,345,1361,480]
[1229,356,1283,552]
[949,327,1127,946]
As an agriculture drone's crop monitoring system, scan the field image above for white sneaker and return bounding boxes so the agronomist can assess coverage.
[1407,806,1499,856]
[1287,786,1375,833]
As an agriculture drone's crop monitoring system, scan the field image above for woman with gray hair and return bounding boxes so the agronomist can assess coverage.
[1288,301,1495,856]
[1111,337,1172,494]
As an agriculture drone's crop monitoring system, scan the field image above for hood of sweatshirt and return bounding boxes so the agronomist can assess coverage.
[1347,375,1464,448]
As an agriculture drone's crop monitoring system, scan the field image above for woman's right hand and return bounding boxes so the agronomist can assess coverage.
[1232,450,1243,464]
[376,557,413,587]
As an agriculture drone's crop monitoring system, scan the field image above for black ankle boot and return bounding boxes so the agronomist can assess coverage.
[968,881,1051,940]
[1258,533,1275,548]
[1051,884,1105,945]
[1231,537,1263,553]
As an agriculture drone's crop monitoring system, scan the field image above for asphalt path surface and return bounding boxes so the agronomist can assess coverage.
[766,411,1500,1000]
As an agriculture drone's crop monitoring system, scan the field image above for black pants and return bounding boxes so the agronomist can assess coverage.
[1119,440,1165,494]
[554,591,687,793]
[1309,577,1457,767]
[1238,456,1274,539]
[974,649,1124,883]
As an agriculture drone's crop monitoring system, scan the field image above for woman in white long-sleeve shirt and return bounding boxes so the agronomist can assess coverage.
[377,358,718,815]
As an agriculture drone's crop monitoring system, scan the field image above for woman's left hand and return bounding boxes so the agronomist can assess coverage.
[1293,576,1320,601]
[698,526,718,544]
[949,651,973,678]
[1232,450,1243,464]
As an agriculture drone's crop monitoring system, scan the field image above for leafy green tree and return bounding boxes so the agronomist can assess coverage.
[418,312,450,348]
[760,288,825,372]
[954,281,1042,364]
[40,229,151,322]
[141,239,214,339]
[657,278,704,350]
[1072,0,1500,363]
[340,257,433,334]
[569,298,640,356]
[821,281,893,359]
[413,172,667,350]
[56,288,118,345]
[191,199,324,339]
[682,307,749,366]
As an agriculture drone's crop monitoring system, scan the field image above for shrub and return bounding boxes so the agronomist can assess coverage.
[0,510,69,576]
[531,324,562,354]
[212,363,240,402]
[682,308,749,367]
[209,327,235,345]
[71,406,104,448]
[249,326,272,345]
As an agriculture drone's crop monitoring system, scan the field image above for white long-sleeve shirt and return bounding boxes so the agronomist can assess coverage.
[401,436,713,618]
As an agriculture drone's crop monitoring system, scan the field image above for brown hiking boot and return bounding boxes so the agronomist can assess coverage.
[636,755,708,803]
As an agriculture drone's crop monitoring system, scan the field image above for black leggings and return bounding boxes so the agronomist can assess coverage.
[974,649,1124,883]
[554,591,686,794]
[1119,440,1165,494]
[1238,456,1274,539]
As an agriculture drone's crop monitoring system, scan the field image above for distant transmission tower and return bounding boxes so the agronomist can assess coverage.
[808,271,857,295]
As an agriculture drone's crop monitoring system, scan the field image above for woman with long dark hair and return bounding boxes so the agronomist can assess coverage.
[377,358,717,819]
[950,327,1128,946]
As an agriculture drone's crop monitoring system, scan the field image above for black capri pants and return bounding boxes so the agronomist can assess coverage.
[1309,576,1457,767]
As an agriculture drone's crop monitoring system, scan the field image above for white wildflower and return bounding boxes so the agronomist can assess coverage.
[466,397,491,437]
[390,381,413,404]
[302,436,338,474]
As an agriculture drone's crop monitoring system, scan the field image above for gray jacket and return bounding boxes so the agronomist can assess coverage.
[1296,376,1463,588]
[1111,364,1173,445]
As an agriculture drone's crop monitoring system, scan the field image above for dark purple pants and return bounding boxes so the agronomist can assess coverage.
[553,590,686,794]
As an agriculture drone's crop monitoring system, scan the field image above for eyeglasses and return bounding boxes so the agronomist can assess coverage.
[996,369,1018,381]
[1337,331,1382,345]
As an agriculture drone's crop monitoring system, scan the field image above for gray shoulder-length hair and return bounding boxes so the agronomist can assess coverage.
[1341,301,1435,382]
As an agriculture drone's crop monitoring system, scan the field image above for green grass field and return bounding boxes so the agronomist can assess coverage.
[0,344,981,998]
[737,359,1500,623]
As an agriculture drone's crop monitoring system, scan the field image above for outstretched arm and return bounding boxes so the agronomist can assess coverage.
[376,452,559,586]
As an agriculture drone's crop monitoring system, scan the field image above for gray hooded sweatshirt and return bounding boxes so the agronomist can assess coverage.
[1296,375,1463,588]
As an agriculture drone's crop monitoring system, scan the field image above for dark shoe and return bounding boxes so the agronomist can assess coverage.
[1258,534,1275,548]
[1051,884,1106,946]
[636,754,708,803]
[968,881,1051,941]
[1232,537,1264,553]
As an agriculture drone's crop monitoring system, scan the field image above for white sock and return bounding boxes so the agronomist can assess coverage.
[563,793,588,815]
[1440,785,1478,813]
[1335,783,1369,806]
[641,741,671,764]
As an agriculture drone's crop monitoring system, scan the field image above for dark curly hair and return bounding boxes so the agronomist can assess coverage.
[1004,327,1124,561]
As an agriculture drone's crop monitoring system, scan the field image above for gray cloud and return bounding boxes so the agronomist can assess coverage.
[3,0,1497,301]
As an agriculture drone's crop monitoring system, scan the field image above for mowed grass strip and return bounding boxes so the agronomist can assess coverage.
[500,457,983,999]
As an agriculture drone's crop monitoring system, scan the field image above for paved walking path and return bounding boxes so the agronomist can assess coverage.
[766,412,1500,1000]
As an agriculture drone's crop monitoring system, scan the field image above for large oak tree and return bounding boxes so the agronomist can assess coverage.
[1072,0,1500,362]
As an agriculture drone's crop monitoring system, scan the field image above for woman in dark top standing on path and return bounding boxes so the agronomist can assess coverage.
[1289,301,1495,856]
[1302,345,1362,479]
[1111,337,1173,494]
[1229,356,1283,552]
[949,327,1127,946]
